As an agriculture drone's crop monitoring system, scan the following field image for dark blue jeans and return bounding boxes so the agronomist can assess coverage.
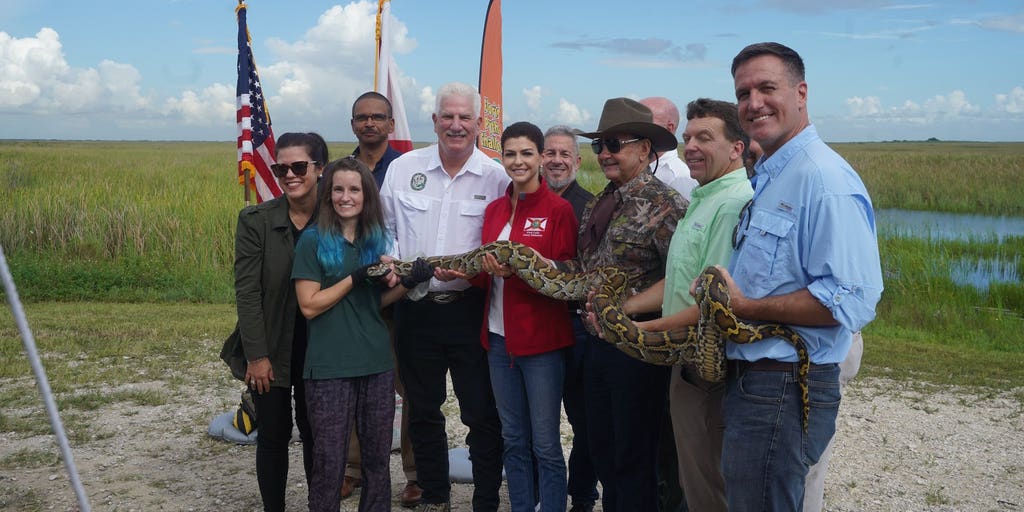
[583,332,670,512]
[721,363,841,511]
[563,316,599,507]
[488,333,567,512]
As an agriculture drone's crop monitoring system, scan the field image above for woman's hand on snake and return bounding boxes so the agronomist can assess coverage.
[378,255,402,288]
[481,253,512,278]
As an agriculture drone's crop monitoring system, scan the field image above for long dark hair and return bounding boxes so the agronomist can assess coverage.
[312,157,391,274]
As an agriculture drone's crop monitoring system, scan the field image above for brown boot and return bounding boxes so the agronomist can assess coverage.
[340,475,361,499]
[400,480,423,508]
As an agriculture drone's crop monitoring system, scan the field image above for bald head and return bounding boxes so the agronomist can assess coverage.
[639,97,680,135]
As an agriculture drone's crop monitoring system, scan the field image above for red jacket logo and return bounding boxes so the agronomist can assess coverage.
[522,217,548,237]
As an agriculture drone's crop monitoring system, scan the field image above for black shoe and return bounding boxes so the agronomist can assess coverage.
[569,503,595,512]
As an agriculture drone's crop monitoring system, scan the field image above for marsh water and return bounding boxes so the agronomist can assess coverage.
[876,208,1023,291]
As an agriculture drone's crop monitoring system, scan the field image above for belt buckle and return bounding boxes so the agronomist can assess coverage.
[430,292,458,304]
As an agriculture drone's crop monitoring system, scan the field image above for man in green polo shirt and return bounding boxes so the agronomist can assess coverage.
[616,97,753,512]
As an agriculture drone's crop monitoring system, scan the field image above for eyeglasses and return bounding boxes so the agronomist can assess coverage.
[590,137,642,155]
[732,199,753,249]
[270,161,317,178]
[352,113,389,123]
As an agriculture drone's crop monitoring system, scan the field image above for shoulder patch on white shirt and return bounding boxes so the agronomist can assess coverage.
[410,173,427,191]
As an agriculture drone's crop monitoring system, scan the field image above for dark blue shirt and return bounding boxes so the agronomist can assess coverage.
[353,145,403,190]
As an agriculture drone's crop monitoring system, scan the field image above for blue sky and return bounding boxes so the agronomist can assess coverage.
[1,0,1022,142]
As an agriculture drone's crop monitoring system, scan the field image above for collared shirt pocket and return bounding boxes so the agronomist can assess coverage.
[608,228,655,270]
[396,191,433,250]
[453,199,488,250]
[459,200,488,217]
[742,209,795,290]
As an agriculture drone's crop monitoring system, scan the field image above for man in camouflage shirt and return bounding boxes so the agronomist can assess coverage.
[564,98,688,512]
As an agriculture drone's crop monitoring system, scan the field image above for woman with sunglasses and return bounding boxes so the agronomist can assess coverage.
[229,132,327,512]
[476,122,578,512]
[568,98,689,511]
[293,157,432,512]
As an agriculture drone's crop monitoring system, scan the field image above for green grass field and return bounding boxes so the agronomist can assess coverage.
[1,140,1022,390]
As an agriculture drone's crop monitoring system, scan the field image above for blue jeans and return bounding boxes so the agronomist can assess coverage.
[721,363,841,511]
[487,333,567,512]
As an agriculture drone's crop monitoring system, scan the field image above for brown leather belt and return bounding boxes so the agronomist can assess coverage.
[731,359,836,375]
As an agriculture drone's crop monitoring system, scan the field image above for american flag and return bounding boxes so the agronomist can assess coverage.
[236,3,280,204]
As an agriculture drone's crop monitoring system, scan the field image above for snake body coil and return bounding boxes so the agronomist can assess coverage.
[376,240,811,429]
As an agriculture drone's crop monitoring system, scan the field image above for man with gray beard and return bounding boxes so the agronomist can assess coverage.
[542,125,598,512]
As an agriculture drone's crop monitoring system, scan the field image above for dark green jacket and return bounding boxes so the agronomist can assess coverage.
[220,195,302,387]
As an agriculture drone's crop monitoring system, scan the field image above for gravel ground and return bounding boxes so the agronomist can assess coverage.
[1,373,1022,511]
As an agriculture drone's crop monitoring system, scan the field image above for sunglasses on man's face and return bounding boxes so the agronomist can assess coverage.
[270,161,318,178]
[590,137,642,155]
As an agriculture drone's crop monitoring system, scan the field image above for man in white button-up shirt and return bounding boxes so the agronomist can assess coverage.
[641,97,699,201]
[379,81,509,511]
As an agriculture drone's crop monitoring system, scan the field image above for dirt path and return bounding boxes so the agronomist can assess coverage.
[1,372,1022,511]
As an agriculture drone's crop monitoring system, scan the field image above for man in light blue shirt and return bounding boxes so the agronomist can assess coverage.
[718,42,884,510]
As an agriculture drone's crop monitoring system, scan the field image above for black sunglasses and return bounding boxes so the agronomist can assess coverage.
[270,161,318,178]
[590,137,642,155]
[732,199,753,249]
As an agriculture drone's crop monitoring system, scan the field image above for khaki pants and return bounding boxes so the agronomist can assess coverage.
[669,363,727,512]
[802,331,863,512]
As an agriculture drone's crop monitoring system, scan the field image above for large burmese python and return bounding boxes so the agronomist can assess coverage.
[376,240,811,430]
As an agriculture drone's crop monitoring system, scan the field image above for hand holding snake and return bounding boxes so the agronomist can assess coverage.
[373,240,811,430]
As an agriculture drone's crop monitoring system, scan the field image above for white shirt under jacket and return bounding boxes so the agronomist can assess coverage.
[653,149,699,201]
[380,144,510,293]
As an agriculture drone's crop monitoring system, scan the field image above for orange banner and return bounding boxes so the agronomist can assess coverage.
[477,0,502,159]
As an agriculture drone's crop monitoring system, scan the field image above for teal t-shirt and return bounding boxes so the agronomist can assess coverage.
[292,230,393,379]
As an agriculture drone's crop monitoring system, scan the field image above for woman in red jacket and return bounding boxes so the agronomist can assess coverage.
[479,121,578,511]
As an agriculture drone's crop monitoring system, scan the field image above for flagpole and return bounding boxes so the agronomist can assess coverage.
[375,0,385,92]
[244,169,251,206]
[240,0,249,207]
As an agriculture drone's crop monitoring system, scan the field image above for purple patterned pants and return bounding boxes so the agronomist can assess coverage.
[305,370,396,512]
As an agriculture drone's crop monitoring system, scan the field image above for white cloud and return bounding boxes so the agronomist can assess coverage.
[523,85,542,112]
[974,14,1024,34]
[164,83,236,126]
[0,1,432,139]
[994,86,1024,114]
[922,90,979,116]
[0,28,151,114]
[845,90,979,122]
[555,98,590,126]
[844,96,882,116]
[418,86,435,117]
[258,1,420,127]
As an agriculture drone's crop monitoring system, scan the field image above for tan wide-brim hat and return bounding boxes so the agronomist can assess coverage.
[575,97,677,152]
